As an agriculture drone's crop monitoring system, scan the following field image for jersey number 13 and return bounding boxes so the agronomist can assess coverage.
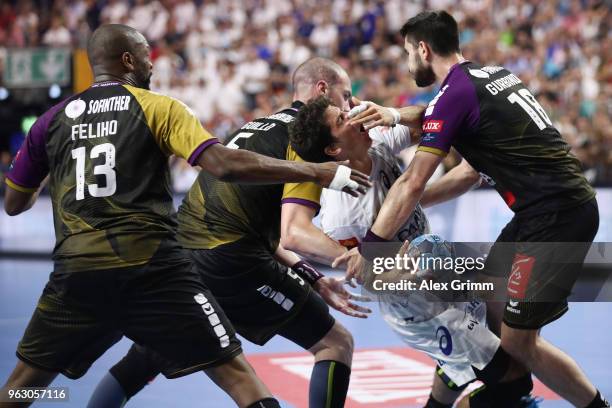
[71,143,116,200]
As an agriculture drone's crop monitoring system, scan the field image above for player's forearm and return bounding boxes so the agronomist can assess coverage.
[220,148,320,184]
[281,224,347,265]
[371,176,425,240]
[398,105,426,128]
[273,243,302,267]
[198,144,323,185]
[421,162,481,208]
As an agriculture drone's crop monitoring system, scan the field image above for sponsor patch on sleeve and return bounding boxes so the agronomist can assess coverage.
[422,120,444,133]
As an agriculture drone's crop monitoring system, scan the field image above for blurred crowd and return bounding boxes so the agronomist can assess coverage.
[0,0,611,189]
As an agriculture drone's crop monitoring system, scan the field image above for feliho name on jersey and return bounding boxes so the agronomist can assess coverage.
[71,120,118,140]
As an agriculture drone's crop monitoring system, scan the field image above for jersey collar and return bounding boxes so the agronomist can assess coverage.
[91,81,122,88]
[291,100,305,111]
[442,60,471,86]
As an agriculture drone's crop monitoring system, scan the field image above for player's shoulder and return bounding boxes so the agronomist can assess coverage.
[455,62,517,89]
[37,93,85,135]
[262,104,300,124]
[124,85,195,115]
[441,62,484,92]
[225,104,300,157]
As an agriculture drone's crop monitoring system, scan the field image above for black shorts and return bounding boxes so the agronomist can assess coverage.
[17,241,242,379]
[483,199,599,329]
[189,238,335,349]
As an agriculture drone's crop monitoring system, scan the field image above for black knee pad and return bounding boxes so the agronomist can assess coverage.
[469,374,533,408]
[473,346,511,384]
[246,398,281,408]
[424,393,453,408]
[109,343,164,398]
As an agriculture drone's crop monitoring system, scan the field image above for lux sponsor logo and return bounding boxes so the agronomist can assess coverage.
[422,120,444,132]
[194,293,230,348]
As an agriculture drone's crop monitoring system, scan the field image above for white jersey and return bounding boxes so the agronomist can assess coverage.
[319,125,498,386]
[382,300,500,386]
[320,126,430,247]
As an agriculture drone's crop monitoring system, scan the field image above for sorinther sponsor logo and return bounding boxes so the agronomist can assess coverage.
[194,293,230,348]
[86,95,131,114]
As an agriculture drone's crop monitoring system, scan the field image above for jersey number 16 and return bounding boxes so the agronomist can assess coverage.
[71,143,116,200]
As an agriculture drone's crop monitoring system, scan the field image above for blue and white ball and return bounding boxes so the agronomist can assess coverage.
[407,234,455,277]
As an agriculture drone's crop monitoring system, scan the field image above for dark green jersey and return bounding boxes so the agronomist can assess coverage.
[6,82,219,272]
[177,101,322,252]
[418,61,595,216]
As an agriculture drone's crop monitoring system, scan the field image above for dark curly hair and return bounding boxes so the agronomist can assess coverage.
[288,96,336,163]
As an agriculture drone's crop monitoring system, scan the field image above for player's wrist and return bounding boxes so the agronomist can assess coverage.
[388,108,401,126]
[358,229,390,261]
[292,260,324,285]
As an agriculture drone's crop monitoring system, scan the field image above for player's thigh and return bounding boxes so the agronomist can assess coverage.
[17,271,122,380]
[481,217,520,279]
[191,245,325,347]
[504,200,599,329]
[120,251,242,379]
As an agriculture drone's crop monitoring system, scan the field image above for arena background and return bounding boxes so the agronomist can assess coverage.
[0,0,610,407]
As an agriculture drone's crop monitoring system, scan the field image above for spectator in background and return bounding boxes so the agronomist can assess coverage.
[42,14,71,46]
[1,0,611,188]
[100,0,128,24]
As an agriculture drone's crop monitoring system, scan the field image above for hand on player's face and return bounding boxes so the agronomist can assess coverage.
[314,276,372,318]
[347,101,396,130]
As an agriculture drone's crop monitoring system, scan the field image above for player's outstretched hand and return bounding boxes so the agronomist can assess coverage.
[348,101,397,130]
[316,161,371,197]
[314,277,372,318]
[332,247,368,287]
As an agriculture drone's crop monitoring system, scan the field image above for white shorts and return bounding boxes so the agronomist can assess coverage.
[382,300,500,386]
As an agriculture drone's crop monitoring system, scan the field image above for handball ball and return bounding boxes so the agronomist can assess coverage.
[407,234,455,276]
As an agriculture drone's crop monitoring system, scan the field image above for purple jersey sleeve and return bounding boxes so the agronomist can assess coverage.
[417,65,480,157]
[6,101,68,192]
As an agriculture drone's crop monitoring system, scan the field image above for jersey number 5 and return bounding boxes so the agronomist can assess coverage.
[226,132,254,149]
[507,89,553,130]
[71,143,117,200]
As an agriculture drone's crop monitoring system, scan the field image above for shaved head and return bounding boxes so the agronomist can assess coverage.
[292,57,352,111]
[292,57,347,90]
[87,24,153,89]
